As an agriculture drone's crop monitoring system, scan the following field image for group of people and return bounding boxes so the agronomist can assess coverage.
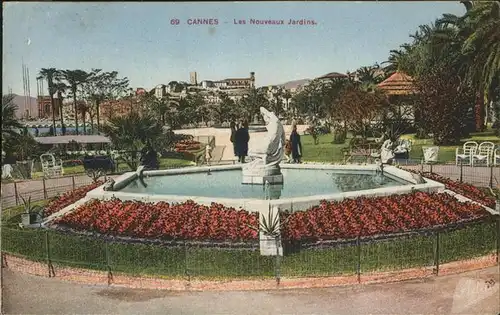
[230,121,303,164]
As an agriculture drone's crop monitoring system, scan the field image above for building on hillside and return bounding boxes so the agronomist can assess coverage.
[316,72,349,82]
[190,72,198,85]
[135,88,147,96]
[100,98,139,121]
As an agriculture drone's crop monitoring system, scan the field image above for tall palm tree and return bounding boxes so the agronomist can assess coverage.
[53,81,68,134]
[38,68,59,135]
[60,69,91,135]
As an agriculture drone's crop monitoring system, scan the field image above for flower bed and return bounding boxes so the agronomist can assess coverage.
[410,171,496,208]
[280,192,490,242]
[43,181,104,218]
[175,140,202,152]
[53,199,258,241]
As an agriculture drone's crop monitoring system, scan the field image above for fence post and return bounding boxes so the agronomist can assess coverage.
[72,176,76,190]
[184,241,191,283]
[275,236,281,286]
[433,232,440,276]
[105,241,113,285]
[14,181,19,206]
[430,163,433,174]
[460,162,463,183]
[496,218,499,264]
[356,235,361,284]
[489,166,494,188]
[45,231,55,277]
[42,178,48,199]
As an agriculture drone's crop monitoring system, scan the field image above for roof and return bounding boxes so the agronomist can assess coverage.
[34,135,111,145]
[223,78,252,82]
[377,71,416,95]
[317,72,348,79]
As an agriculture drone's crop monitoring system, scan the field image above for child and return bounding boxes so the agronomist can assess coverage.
[285,139,292,163]
[205,144,213,165]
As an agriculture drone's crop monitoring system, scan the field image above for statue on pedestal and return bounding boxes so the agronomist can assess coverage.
[242,107,286,184]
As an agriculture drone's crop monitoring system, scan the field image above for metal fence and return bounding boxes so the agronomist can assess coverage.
[1,219,498,284]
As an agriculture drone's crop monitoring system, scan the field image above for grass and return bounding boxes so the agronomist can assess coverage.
[300,130,500,164]
[2,219,496,279]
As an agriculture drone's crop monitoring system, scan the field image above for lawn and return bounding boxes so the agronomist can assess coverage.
[300,130,500,163]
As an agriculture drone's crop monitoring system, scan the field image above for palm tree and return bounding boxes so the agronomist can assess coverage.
[435,1,500,130]
[53,81,68,134]
[60,69,91,135]
[38,68,59,135]
[2,94,23,142]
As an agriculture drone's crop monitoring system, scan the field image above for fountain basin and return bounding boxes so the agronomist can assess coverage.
[87,164,445,214]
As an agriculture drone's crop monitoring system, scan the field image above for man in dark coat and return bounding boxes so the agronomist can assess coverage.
[235,121,250,163]
[230,121,237,157]
[290,124,302,163]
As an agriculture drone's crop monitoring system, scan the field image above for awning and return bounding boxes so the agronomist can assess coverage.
[34,135,111,145]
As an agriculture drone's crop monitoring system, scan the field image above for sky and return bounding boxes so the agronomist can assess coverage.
[3,2,466,95]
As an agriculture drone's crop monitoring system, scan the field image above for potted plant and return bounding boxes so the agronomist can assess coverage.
[20,195,43,226]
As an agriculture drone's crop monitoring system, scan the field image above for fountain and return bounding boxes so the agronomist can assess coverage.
[75,107,445,255]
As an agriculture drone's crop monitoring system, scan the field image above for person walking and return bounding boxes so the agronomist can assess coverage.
[290,124,302,163]
[230,121,237,158]
[235,120,250,163]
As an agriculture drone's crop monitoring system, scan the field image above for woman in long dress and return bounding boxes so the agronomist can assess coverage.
[290,124,302,163]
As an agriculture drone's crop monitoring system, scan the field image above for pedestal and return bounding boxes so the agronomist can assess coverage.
[242,174,283,185]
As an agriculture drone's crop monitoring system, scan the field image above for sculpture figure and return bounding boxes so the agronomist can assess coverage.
[242,107,285,183]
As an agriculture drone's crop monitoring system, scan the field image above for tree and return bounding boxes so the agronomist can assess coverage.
[414,65,474,145]
[101,112,165,170]
[53,80,68,134]
[209,92,238,125]
[60,69,92,135]
[239,88,269,123]
[334,85,388,143]
[2,94,23,141]
[81,69,129,133]
[38,68,59,135]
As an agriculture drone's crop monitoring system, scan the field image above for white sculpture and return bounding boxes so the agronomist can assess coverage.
[1,164,13,179]
[242,107,286,184]
[380,139,395,164]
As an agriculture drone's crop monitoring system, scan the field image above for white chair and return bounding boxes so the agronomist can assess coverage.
[455,141,478,166]
[472,141,495,167]
[40,153,64,178]
[494,148,500,166]
[422,146,439,164]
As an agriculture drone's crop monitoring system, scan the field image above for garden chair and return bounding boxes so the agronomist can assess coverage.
[472,141,495,167]
[40,153,64,178]
[455,141,478,166]
[494,148,500,166]
[422,146,439,164]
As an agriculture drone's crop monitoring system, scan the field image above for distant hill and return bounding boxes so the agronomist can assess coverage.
[7,94,38,119]
[277,79,311,90]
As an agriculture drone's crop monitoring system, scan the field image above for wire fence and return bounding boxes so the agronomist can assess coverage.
[1,219,498,284]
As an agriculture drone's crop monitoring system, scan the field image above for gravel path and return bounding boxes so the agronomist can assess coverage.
[2,266,498,315]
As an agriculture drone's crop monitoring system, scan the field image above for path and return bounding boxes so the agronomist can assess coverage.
[175,125,309,162]
[2,267,499,314]
[403,164,500,187]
